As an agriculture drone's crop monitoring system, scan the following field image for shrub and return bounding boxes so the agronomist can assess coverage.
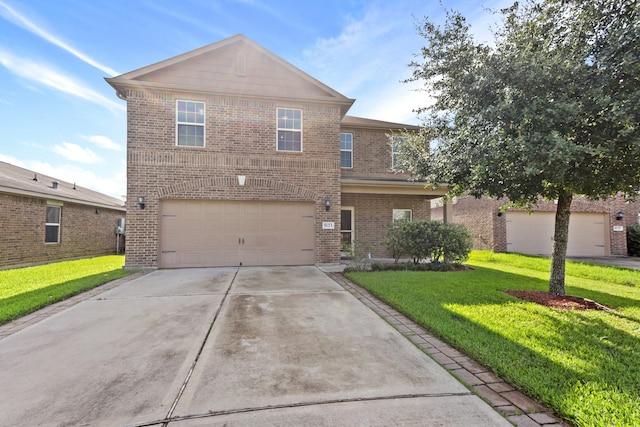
[628,225,640,256]
[441,223,473,263]
[383,220,472,264]
[383,223,407,263]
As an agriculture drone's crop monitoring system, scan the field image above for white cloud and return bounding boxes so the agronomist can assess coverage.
[53,142,102,164]
[0,153,125,200]
[299,1,511,125]
[300,2,424,123]
[0,1,119,76]
[0,47,125,114]
[82,135,123,151]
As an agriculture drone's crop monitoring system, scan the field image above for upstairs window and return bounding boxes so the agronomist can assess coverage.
[340,133,353,168]
[277,108,302,151]
[391,136,407,170]
[177,100,205,147]
[45,205,61,244]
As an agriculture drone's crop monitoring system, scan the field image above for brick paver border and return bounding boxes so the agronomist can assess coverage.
[330,273,570,427]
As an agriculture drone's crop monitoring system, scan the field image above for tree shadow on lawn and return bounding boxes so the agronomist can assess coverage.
[445,270,640,425]
[0,271,125,324]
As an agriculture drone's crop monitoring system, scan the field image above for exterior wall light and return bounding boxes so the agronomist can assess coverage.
[325,197,331,211]
[616,211,624,221]
[238,175,246,186]
[138,196,145,209]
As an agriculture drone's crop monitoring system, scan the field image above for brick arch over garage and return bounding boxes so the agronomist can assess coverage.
[157,176,321,202]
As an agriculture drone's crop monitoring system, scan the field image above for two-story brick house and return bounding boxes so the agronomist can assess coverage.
[106,34,446,269]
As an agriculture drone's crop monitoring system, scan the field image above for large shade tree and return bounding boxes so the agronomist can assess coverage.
[401,0,640,295]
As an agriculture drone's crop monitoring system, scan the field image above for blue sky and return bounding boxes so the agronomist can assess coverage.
[0,0,510,199]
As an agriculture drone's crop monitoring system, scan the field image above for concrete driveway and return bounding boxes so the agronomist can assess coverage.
[0,267,510,426]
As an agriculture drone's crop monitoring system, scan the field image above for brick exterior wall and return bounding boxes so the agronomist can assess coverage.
[0,193,125,269]
[340,126,411,180]
[341,193,431,257]
[433,194,640,256]
[125,90,342,268]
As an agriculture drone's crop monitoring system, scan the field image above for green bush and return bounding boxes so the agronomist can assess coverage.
[383,220,472,264]
[628,225,640,256]
[441,223,474,263]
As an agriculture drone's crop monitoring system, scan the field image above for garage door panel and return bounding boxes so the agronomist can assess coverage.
[506,212,608,257]
[160,200,315,267]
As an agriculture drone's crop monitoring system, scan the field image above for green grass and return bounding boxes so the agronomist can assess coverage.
[346,251,640,427]
[0,256,131,325]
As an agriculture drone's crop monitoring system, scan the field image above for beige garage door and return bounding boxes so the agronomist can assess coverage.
[159,200,315,268]
[506,212,608,256]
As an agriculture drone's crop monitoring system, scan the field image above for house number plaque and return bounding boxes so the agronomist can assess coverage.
[322,222,335,230]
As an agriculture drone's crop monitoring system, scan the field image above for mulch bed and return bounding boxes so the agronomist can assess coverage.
[506,290,614,311]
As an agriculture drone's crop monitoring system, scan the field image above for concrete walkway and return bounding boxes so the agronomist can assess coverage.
[0,267,511,426]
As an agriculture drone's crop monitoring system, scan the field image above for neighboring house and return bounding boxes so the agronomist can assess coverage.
[0,161,126,269]
[431,194,640,257]
[106,34,447,269]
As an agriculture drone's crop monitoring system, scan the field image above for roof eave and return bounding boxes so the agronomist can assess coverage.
[0,187,126,211]
[341,178,448,196]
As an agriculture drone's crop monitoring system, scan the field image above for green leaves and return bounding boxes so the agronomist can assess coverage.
[406,0,640,204]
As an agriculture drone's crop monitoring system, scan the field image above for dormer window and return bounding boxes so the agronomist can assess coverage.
[177,100,205,147]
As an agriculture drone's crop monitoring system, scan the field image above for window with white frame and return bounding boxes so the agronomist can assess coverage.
[176,100,205,147]
[392,209,412,222]
[45,205,61,244]
[340,133,353,168]
[391,136,407,170]
[277,108,302,151]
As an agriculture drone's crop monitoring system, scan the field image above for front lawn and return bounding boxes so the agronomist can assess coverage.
[0,255,131,325]
[346,251,640,427]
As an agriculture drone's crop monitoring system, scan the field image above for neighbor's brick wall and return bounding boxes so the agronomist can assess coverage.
[0,193,124,269]
[125,90,342,268]
[341,193,431,257]
[431,196,505,251]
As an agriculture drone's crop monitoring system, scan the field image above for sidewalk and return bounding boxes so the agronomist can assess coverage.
[331,273,569,427]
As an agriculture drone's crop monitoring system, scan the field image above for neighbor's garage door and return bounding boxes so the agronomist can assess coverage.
[506,212,608,256]
[159,200,315,268]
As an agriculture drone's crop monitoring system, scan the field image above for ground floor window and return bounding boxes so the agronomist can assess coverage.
[393,209,412,222]
[340,207,354,254]
[45,205,61,243]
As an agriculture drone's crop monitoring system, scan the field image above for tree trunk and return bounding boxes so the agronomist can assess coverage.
[549,191,573,296]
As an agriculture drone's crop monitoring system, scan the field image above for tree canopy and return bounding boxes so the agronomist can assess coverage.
[402,0,640,295]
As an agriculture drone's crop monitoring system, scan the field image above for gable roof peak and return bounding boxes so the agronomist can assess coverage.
[106,34,354,114]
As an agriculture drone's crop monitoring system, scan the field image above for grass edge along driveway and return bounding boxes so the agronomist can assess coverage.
[0,255,131,325]
[346,251,640,427]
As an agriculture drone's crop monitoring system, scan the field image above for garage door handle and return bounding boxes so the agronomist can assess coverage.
[239,238,245,245]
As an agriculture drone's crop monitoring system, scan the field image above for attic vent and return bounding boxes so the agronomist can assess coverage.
[52,181,59,189]
[236,53,246,77]
[33,173,38,181]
